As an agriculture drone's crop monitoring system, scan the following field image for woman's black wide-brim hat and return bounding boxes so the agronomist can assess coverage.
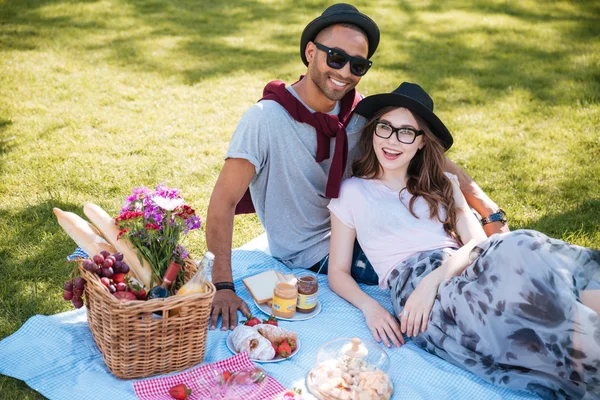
[354,82,454,151]
[300,3,380,66]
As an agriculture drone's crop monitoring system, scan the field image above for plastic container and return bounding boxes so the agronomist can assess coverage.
[306,337,393,400]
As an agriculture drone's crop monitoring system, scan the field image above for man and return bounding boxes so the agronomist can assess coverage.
[206,3,508,331]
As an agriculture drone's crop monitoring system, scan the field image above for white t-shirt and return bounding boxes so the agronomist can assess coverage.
[327,174,460,288]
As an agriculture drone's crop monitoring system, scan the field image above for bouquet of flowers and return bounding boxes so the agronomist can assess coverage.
[115,184,201,286]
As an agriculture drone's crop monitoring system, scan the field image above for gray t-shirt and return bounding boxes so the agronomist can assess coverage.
[226,86,366,268]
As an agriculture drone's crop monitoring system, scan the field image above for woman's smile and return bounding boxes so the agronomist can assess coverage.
[381,147,403,160]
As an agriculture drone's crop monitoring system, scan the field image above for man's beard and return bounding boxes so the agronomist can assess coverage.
[309,67,356,102]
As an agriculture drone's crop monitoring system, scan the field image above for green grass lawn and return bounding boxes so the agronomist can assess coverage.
[1,0,599,398]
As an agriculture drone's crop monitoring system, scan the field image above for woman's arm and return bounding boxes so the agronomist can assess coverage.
[328,213,404,347]
[400,178,488,337]
[431,177,487,281]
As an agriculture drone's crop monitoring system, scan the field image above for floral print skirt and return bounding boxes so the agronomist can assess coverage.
[387,230,600,400]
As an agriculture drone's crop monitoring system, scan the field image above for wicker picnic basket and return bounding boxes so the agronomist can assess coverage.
[78,257,215,379]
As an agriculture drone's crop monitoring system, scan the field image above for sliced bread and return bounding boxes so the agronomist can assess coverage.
[242,270,280,304]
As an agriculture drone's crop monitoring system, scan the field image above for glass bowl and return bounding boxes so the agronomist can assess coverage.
[306,337,393,400]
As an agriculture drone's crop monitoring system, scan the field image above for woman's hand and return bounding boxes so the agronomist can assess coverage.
[399,272,442,337]
[362,299,404,348]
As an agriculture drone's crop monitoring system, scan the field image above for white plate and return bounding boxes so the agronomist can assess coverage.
[226,333,300,363]
[253,299,322,321]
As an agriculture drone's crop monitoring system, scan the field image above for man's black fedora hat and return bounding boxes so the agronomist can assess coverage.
[354,82,454,150]
[300,3,380,66]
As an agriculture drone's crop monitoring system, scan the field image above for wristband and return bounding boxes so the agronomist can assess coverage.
[214,282,236,293]
[481,209,508,226]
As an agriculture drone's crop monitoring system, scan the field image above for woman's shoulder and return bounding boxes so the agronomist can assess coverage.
[340,176,370,191]
[337,177,371,200]
[443,171,459,184]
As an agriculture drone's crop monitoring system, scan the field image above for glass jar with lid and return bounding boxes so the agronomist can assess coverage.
[296,271,318,313]
[271,282,297,319]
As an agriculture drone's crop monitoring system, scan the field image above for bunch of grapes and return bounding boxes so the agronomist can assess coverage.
[64,250,136,308]
[82,250,145,301]
[63,277,86,309]
[83,250,130,279]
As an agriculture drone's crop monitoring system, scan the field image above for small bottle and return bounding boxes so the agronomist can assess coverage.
[175,251,214,297]
[147,260,182,300]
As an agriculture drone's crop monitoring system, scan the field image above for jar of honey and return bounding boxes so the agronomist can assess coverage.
[271,282,297,319]
[296,271,318,313]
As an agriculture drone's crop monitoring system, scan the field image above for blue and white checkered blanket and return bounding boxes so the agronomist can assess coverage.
[0,249,538,400]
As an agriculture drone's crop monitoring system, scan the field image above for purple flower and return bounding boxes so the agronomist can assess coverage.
[185,215,202,233]
[173,245,189,264]
[154,183,181,200]
[126,186,150,203]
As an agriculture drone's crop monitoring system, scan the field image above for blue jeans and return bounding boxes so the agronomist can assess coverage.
[309,240,379,285]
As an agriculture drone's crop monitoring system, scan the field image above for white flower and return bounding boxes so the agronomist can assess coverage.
[152,196,184,211]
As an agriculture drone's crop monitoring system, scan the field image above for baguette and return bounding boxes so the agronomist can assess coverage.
[83,203,154,289]
[53,208,117,259]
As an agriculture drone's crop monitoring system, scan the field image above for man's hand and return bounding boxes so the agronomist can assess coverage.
[210,290,251,331]
[362,299,404,348]
[483,221,510,237]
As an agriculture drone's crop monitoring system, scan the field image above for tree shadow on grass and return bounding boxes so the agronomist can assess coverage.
[0,200,85,339]
[378,1,600,106]
[521,199,600,245]
[0,118,14,174]
[4,0,598,92]
[0,0,319,83]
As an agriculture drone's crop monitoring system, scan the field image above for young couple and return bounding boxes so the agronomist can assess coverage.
[205,3,600,398]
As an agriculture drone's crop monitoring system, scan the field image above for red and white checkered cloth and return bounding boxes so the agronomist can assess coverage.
[133,352,287,400]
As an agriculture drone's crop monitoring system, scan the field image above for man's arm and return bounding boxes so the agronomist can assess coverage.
[206,158,256,330]
[443,158,509,236]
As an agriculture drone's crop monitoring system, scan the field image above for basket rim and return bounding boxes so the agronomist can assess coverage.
[78,259,215,310]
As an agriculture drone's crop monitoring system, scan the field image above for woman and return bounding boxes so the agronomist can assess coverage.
[327,82,600,399]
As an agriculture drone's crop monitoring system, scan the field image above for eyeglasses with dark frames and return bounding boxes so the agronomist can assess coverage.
[313,42,373,76]
[374,120,424,144]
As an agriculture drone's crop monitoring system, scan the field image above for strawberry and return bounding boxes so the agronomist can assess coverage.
[222,371,231,382]
[218,370,232,385]
[169,383,192,400]
[242,315,261,327]
[277,340,292,358]
[282,390,301,400]
[112,273,127,284]
[286,338,297,352]
[126,278,147,300]
[135,288,147,300]
[262,314,278,326]
[271,341,278,353]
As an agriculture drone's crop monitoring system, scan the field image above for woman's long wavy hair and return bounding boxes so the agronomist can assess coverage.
[352,106,462,245]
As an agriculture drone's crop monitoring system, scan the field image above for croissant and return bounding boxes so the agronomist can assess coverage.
[254,323,298,343]
[230,325,276,360]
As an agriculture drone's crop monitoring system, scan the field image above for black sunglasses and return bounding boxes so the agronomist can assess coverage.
[313,42,373,76]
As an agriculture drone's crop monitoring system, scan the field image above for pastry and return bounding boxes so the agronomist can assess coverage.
[230,325,276,360]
